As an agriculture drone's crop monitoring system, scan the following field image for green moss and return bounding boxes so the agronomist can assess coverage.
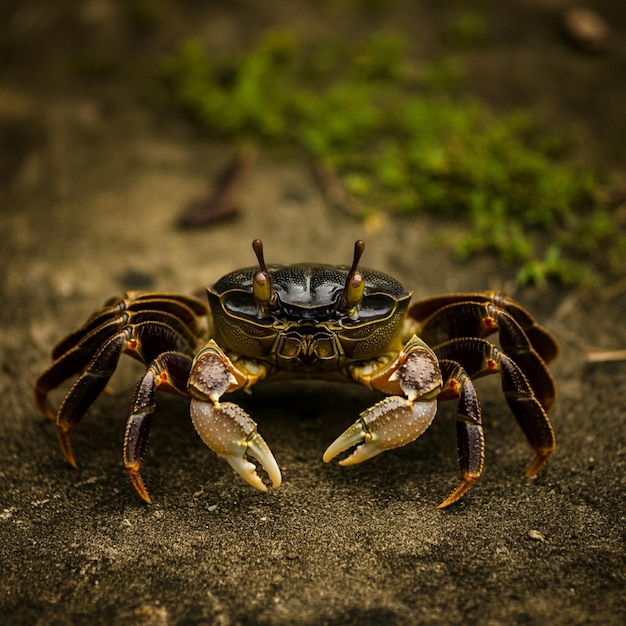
[159,30,621,286]
[444,12,487,47]
[125,0,166,32]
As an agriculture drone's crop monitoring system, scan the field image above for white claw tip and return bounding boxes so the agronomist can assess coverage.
[228,457,269,492]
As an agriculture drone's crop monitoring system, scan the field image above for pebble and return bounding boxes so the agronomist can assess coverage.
[562,7,611,53]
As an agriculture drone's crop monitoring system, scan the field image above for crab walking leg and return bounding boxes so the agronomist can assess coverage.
[53,322,197,468]
[436,337,556,478]
[188,340,281,491]
[486,304,557,411]
[50,292,209,361]
[324,336,443,465]
[414,301,557,411]
[436,359,484,508]
[35,318,130,418]
[36,313,200,419]
[124,351,194,504]
[55,332,126,467]
[408,292,559,364]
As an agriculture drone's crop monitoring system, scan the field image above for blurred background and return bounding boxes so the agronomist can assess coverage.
[2,0,625,289]
[1,2,625,625]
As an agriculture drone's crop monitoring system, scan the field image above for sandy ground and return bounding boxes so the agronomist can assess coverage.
[1,2,625,624]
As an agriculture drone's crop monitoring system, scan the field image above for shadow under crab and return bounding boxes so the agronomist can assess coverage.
[35,240,558,508]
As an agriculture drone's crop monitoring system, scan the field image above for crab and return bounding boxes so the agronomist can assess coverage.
[35,240,558,507]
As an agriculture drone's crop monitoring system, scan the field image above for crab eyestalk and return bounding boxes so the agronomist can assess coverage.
[341,240,366,313]
[252,239,276,314]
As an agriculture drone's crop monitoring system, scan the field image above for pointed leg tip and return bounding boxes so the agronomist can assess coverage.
[127,467,153,504]
[137,490,153,505]
[57,430,78,468]
[34,389,54,420]
[437,476,477,509]
[525,451,553,478]
[42,406,55,421]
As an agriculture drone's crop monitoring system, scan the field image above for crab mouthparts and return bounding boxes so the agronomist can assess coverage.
[275,327,340,367]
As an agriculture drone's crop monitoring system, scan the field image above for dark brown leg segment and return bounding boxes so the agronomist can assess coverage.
[436,337,556,480]
[56,331,129,467]
[415,300,556,411]
[490,305,556,411]
[50,300,129,360]
[54,321,197,469]
[409,292,559,364]
[35,307,202,418]
[437,359,484,508]
[35,318,130,417]
[124,351,193,503]
[50,293,209,360]
[491,294,559,364]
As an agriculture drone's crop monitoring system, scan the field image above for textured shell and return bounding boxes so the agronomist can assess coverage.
[207,264,411,360]
[211,264,409,303]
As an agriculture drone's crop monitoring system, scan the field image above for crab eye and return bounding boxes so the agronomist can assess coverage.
[253,270,273,305]
[341,240,366,311]
[252,239,276,310]
[343,271,365,309]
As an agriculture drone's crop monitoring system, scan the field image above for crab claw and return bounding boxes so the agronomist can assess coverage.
[323,396,438,465]
[190,398,281,492]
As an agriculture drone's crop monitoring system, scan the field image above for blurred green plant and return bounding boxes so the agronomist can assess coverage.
[444,11,488,47]
[159,30,623,286]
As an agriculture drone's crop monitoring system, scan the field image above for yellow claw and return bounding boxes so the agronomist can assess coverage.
[190,399,282,491]
[323,396,438,466]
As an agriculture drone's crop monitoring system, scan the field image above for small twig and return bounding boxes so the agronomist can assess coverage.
[598,276,626,302]
[311,159,365,218]
[585,349,626,363]
[178,144,257,229]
